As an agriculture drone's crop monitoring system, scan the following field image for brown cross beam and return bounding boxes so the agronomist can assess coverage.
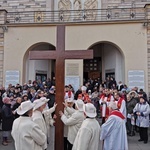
[29,25,93,150]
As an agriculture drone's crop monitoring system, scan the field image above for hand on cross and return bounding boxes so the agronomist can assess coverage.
[63,102,68,108]
[59,111,64,117]
[53,114,57,119]
[53,103,58,108]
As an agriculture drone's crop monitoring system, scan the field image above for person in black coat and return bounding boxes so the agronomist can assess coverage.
[117,81,124,91]
[1,97,14,146]
[47,87,56,119]
[47,87,55,108]
[74,86,82,100]
[126,93,137,136]
[12,97,22,119]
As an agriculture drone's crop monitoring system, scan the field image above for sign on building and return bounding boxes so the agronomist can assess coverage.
[128,70,144,90]
[65,76,80,92]
[5,70,20,88]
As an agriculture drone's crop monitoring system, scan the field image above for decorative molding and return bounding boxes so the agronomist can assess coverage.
[34,12,44,23]
[84,0,98,20]
[58,0,72,21]
[73,0,82,20]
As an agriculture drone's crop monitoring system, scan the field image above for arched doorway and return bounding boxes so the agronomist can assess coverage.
[84,41,125,83]
[23,42,56,83]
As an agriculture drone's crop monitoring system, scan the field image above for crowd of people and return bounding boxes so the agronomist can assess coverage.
[0,77,150,150]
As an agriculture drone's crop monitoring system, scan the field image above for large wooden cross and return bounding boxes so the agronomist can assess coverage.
[29,25,93,150]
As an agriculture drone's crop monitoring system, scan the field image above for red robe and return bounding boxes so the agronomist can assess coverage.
[117,97,124,109]
[100,94,113,118]
[78,93,91,103]
[109,110,125,119]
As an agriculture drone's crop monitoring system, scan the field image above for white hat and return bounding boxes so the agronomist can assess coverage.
[81,86,87,91]
[109,102,118,110]
[33,97,49,110]
[83,103,97,118]
[65,98,75,103]
[17,100,35,115]
[75,99,84,111]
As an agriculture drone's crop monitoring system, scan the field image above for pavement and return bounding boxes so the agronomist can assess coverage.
[0,127,149,150]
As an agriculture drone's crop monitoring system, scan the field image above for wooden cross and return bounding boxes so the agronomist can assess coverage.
[29,25,93,150]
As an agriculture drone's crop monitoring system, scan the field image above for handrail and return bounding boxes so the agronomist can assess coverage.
[3,7,147,24]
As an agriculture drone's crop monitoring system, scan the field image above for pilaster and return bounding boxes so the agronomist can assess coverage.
[144,4,150,95]
[0,28,4,86]
[0,9,7,24]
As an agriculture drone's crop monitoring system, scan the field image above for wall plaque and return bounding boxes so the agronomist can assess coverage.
[66,63,79,76]
[5,70,20,88]
[128,70,145,90]
[65,76,80,92]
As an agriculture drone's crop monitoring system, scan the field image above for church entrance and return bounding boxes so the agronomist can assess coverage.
[23,42,56,83]
[84,42,125,83]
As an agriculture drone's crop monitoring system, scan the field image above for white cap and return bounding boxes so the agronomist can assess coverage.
[83,103,97,118]
[33,97,49,111]
[75,99,84,111]
[17,100,35,115]
[109,102,118,110]
[65,98,75,103]
[81,86,87,91]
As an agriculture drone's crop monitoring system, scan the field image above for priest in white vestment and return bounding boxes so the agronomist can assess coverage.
[100,102,128,150]
[114,92,127,119]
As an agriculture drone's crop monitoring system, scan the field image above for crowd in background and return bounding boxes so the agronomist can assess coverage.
[0,76,150,148]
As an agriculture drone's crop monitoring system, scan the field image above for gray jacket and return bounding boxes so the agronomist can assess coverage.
[133,102,150,127]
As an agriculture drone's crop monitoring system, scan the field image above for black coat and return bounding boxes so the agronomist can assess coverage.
[0,96,3,120]
[74,90,82,100]
[0,96,3,109]
[1,104,14,131]
[12,103,20,119]
[126,98,137,114]
[47,93,55,108]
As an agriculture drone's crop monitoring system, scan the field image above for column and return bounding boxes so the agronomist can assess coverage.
[144,4,150,95]
[0,10,6,86]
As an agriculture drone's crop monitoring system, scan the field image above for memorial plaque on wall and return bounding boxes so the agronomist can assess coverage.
[128,70,144,90]
[66,63,79,76]
[5,70,20,88]
[65,76,80,92]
